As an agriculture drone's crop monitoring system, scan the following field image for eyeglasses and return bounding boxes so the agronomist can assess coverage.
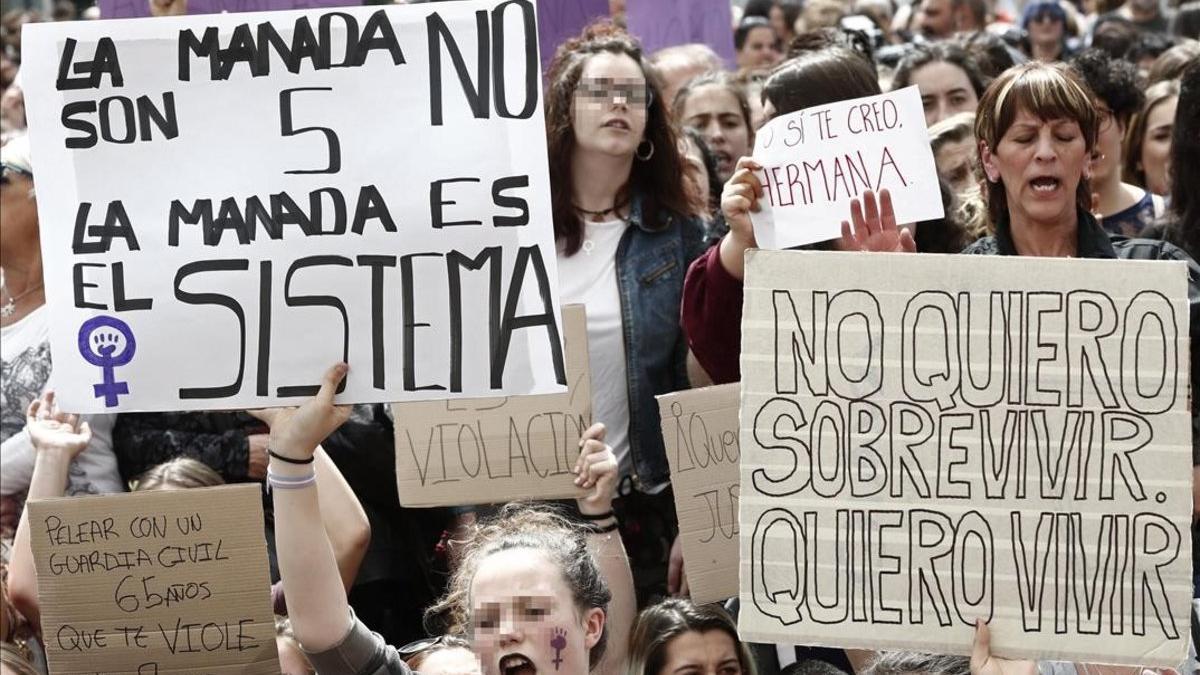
[576,77,653,107]
[397,634,470,660]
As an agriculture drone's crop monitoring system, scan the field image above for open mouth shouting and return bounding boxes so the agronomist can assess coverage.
[499,653,537,675]
[1028,175,1062,196]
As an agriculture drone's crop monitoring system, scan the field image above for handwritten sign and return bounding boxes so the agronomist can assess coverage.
[21,0,567,414]
[98,0,359,20]
[749,87,942,249]
[625,0,736,66]
[28,485,276,674]
[738,250,1193,666]
[392,304,590,507]
[658,383,740,604]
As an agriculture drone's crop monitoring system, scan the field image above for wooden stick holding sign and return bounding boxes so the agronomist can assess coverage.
[738,249,1193,667]
[392,304,592,507]
[658,383,741,604]
[28,484,277,674]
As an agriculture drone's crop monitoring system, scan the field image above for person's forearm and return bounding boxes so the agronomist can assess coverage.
[272,457,353,652]
[313,447,371,592]
[718,231,751,281]
[10,449,74,630]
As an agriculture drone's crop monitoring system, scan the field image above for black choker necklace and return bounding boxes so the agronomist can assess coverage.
[573,198,628,218]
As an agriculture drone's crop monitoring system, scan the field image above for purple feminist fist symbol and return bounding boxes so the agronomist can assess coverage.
[550,629,567,670]
[78,316,136,407]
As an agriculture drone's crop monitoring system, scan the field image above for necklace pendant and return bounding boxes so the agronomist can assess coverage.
[1,300,14,319]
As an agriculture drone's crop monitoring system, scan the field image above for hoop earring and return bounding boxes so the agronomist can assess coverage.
[636,139,655,161]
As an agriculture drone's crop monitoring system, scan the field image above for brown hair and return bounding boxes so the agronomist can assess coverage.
[131,457,224,492]
[545,20,691,256]
[671,70,754,141]
[974,61,1097,228]
[425,503,611,670]
[627,599,756,675]
[1122,78,1180,189]
[762,46,881,118]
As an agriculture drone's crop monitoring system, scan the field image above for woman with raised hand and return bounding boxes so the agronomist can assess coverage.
[266,363,635,675]
[545,21,705,604]
[681,46,916,386]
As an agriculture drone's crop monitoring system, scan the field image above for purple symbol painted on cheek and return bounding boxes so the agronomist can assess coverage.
[550,628,567,670]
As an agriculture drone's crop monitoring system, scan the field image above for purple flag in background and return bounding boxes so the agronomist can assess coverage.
[99,0,357,20]
[537,0,609,70]
[625,0,735,65]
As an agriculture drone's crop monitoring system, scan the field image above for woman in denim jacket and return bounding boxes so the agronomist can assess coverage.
[544,21,707,603]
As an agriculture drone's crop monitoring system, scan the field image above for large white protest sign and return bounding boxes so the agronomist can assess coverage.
[739,250,1193,666]
[22,0,566,413]
[749,87,943,249]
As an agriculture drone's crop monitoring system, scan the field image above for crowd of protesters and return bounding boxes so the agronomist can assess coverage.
[1,0,1198,673]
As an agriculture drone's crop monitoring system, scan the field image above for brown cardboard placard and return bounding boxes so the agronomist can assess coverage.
[393,304,591,507]
[738,250,1193,667]
[658,383,741,604]
[28,484,278,674]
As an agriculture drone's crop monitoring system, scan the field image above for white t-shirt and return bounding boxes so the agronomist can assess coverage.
[557,219,634,481]
[1,305,123,497]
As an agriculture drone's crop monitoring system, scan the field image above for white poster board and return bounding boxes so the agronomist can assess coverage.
[21,0,566,413]
[738,250,1193,667]
[749,87,943,249]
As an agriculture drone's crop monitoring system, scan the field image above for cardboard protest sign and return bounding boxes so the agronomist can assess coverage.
[749,87,942,249]
[28,484,277,674]
[536,0,608,71]
[99,0,358,20]
[625,0,736,66]
[22,0,567,414]
[738,250,1193,666]
[393,304,590,507]
[658,383,740,604]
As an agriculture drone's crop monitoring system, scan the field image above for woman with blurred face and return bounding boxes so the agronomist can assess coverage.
[673,71,754,184]
[544,21,704,603]
[1124,80,1179,197]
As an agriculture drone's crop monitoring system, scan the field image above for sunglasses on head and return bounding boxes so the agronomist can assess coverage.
[576,78,653,107]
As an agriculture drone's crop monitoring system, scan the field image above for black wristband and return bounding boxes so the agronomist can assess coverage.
[268,449,314,465]
[590,521,620,534]
[578,510,615,521]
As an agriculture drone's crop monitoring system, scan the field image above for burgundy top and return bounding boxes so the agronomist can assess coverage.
[681,245,744,385]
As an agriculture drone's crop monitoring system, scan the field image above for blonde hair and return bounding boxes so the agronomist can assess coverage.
[974,61,1097,228]
[130,457,224,492]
